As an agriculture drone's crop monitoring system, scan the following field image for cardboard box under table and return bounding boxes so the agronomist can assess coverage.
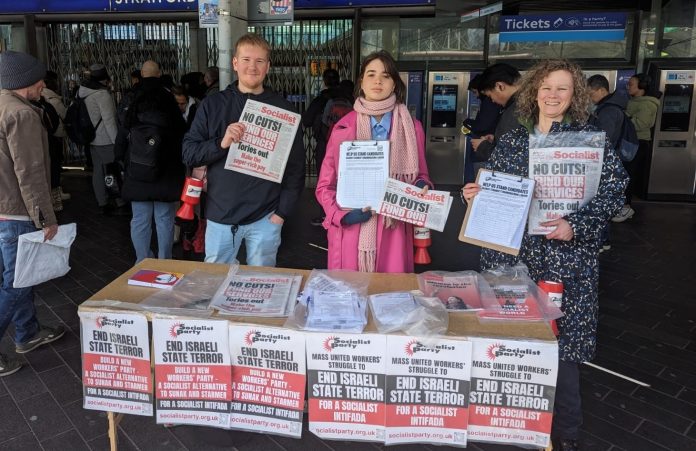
[78,258,556,451]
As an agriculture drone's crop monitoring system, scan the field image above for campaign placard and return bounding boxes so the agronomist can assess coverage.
[224,99,301,183]
[385,336,472,447]
[153,318,232,427]
[467,338,558,448]
[307,333,387,442]
[80,311,152,416]
[229,325,306,437]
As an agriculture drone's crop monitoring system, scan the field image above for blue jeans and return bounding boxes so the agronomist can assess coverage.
[205,213,282,266]
[130,201,177,263]
[0,220,40,344]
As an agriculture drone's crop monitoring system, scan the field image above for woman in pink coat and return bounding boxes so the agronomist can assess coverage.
[316,50,432,273]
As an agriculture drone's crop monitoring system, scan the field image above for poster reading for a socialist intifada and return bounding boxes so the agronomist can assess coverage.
[224,99,300,183]
[385,336,472,447]
[467,338,558,448]
[153,318,232,428]
[229,325,306,437]
[306,333,387,442]
[80,311,152,416]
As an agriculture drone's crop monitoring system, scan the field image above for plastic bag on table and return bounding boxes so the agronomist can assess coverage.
[139,264,238,317]
[284,270,371,332]
[416,270,496,311]
[478,264,564,322]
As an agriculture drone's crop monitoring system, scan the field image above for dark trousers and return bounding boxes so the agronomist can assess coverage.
[624,139,651,203]
[552,360,582,440]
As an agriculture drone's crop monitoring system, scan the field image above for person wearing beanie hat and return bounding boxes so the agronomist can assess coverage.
[0,50,66,376]
[78,62,126,214]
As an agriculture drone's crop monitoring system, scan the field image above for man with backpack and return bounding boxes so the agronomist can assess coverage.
[587,74,637,251]
[302,68,353,226]
[75,64,126,215]
[115,60,186,263]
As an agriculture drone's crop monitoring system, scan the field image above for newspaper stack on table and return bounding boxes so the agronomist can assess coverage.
[209,271,302,317]
[298,272,368,333]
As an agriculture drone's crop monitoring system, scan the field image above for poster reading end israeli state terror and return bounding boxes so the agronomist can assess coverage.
[385,336,472,447]
[307,334,387,442]
[468,338,558,448]
[229,325,306,437]
[153,318,232,428]
[224,99,300,183]
[80,311,152,416]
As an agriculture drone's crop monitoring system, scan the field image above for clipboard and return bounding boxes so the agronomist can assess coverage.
[458,168,534,256]
[336,140,390,210]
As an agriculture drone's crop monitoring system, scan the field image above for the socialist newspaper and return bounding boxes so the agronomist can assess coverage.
[467,338,558,448]
[224,99,301,183]
[80,311,153,416]
[229,325,306,437]
[209,273,300,317]
[385,335,472,447]
[527,132,605,234]
[378,178,453,232]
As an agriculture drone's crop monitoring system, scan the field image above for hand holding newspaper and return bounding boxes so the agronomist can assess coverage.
[224,99,301,183]
[377,178,453,232]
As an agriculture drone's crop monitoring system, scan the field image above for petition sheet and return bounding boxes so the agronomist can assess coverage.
[461,170,534,253]
[336,141,390,209]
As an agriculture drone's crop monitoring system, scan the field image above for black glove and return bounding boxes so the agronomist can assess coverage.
[414,179,427,189]
[341,209,372,226]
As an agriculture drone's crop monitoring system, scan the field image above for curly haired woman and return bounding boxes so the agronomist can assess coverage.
[462,59,628,450]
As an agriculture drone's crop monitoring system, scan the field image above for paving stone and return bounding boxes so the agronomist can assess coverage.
[49,304,81,331]
[56,345,83,378]
[50,328,81,352]
[603,390,692,434]
[635,420,696,450]
[39,365,83,404]
[581,394,642,432]
[582,412,668,451]
[61,399,109,441]
[0,432,41,450]
[2,366,47,402]
[87,431,138,451]
[17,392,73,440]
[119,414,185,450]
[592,355,681,397]
[632,387,696,426]
[24,345,64,374]
[0,395,31,443]
[41,429,90,451]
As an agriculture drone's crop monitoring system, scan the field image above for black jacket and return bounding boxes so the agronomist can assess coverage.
[115,77,186,202]
[590,91,628,151]
[182,82,305,225]
[466,95,501,137]
[475,94,519,163]
[302,86,353,143]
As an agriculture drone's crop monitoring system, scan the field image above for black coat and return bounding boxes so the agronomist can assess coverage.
[182,82,305,225]
[115,77,186,202]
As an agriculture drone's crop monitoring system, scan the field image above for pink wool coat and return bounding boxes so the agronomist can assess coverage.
[315,110,432,273]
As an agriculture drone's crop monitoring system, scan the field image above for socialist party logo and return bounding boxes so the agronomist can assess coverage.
[95,316,134,329]
[486,342,541,360]
[404,339,454,356]
[322,336,371,352]
[244,329,291,345]
[168,323,213,338]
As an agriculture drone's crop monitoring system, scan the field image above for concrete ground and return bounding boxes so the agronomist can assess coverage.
[0,171,695,450]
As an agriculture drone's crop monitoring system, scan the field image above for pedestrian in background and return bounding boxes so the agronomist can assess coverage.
[0,51,65,376]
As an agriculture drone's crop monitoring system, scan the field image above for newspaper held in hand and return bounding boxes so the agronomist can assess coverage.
[336,140,390,209]
[209,272,301,317]
[528,131,605,234]
[224,99,301,183]
[127,269,184,289]
[378,178,453,232]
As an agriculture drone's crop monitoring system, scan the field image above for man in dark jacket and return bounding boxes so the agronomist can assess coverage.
[302,68,352,226]
[182,33,305,266]
[115,60,186,263]
[474,64,522,164]
[587,74,628,252]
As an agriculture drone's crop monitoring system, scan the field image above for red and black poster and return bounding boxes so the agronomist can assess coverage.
[468,338,558,447]
[385,336,472,447]
[229,325,306,437]
[80,311,152,416]
[307,333,387,442]
[153,318,232,427]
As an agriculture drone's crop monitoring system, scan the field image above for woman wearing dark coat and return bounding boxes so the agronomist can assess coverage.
[463,59,628,451]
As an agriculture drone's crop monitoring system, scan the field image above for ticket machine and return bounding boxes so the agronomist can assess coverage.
[646,61,696,200]
[426,72,472,185]
[399,71,425,122]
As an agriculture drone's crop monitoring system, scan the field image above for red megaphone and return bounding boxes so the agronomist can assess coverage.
[176,177,204,220]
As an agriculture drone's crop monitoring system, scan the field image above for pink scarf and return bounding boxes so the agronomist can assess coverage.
[353,94,419,272]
